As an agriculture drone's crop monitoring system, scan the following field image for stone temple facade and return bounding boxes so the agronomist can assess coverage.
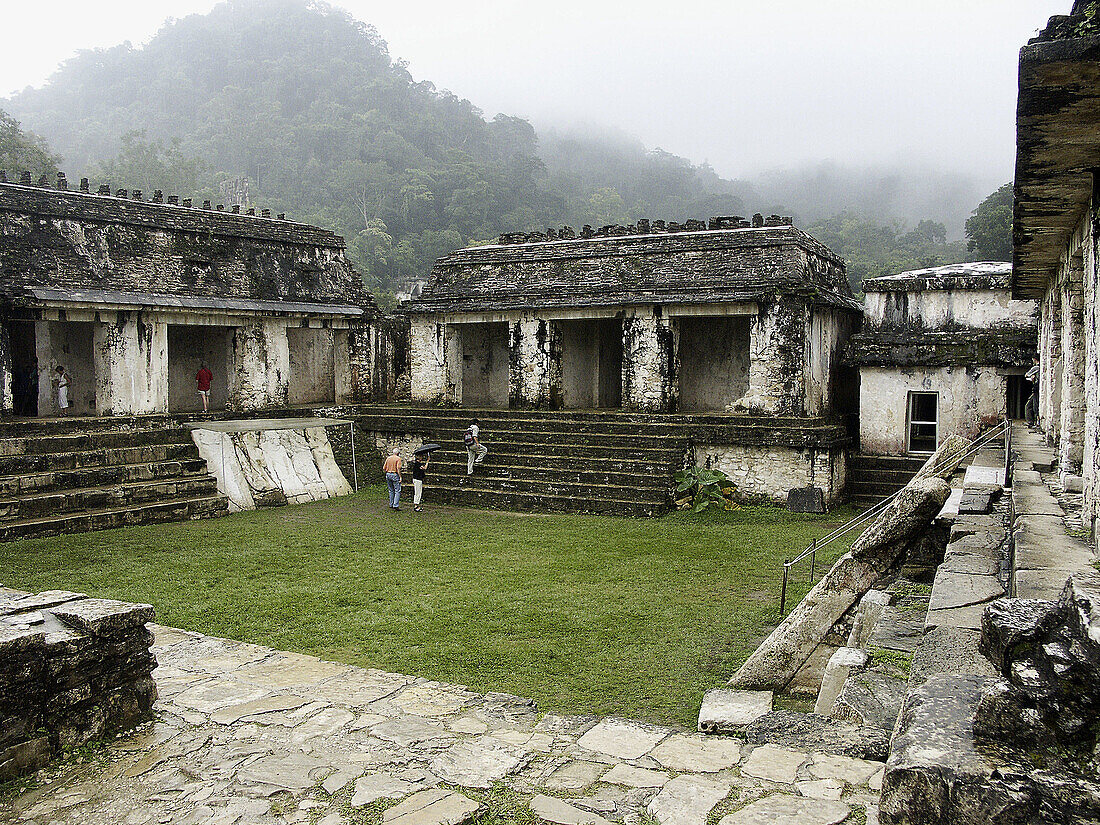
[846,262,1037,456]
[407,217,861,415]
[1013,2,1100,535]
[0,173,390,418]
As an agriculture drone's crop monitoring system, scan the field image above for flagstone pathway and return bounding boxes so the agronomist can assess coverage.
[1,625,882,824]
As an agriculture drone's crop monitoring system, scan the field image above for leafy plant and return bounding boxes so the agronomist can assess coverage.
[674,466,739,512]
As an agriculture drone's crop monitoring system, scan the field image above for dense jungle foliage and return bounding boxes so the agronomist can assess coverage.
[2,0,994,299]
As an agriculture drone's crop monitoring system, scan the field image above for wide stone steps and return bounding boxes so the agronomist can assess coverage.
[0,495,229,542]
[428,470,668,503]
[848,453,928,504]
[0,475,220,522]
[0,442,200,476]
[0,417,229,541]
[0,457,212,498]
[427,456,668,486]
[0,427,190,456]
[426,483,666,518]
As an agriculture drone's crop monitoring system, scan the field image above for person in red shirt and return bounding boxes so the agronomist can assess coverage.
[196,363,214,412]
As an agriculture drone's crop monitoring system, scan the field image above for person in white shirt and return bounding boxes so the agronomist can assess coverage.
[464,418,488,475]
[1024,354,1040,428]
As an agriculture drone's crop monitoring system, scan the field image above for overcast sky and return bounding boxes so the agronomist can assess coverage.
[0,1,1069,181]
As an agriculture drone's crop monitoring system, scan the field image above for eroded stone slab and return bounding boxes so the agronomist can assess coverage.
[544,760,609,791]
[649,733,741,772]
[575,718,669,760]
[428,736,530,788]
[739,744,807,784]
[530,794,614,825]
[697,689,772,732]
[600,764,669,788]
[808,753,882,785]
[717,792,850,825]
[382,788,480,825]
[210,693,308,725]
[171,680,270,715]
[350,773,421,808]
[646,775,732,825]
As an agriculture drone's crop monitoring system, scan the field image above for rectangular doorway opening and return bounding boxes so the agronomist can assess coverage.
[677,316,750,411]
[168,325,232,412]
[1006,374,1028,420]
[36,321,95,416]
[459,323,509,407]
[288,327,336,405]
[7,320,38,416]
[559,318,622,408]
[907,391,938,454]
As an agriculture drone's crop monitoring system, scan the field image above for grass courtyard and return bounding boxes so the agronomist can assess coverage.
[2,489,857,728]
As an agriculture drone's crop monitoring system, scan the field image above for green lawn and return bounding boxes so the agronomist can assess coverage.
[2,489,856,728]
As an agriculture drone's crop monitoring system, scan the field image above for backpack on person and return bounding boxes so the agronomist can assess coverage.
[463,428,476,447]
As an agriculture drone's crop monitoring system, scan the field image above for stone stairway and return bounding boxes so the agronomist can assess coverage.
[340,405,851,517]
[0,416,228,541]
[846,454,929,505]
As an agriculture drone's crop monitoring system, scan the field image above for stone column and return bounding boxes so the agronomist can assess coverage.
[409,319,453,404]
[508,316,562,408]
[621,309,673,412]
[0,321,11,415]
[93,313,168,416]
[1060,259,1087,479]
[227,319,289,412]
[1040,287,1063,439]
[1084,196,1100,543]
[743,299,804,415]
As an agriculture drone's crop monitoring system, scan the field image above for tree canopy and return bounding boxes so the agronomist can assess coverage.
[964,182,1013,262]
[0,109,60,180]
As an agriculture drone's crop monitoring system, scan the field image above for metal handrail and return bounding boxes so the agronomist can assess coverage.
[778,417,1012,615]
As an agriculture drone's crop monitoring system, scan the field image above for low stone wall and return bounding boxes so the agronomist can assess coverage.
[694,443,847,504]
[0,588,157,782]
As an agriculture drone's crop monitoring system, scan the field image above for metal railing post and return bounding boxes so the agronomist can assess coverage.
[350,421,359,491]
[809,538,816,583]
[780,561,790,617]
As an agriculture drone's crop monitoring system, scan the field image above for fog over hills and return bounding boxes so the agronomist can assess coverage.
[1,0,988,296]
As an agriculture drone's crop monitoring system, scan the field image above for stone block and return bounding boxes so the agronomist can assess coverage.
[717,793,849,825]
[697,689,772,732]
[382,789,481,825]
[832,669,907,731]
[743,710,889,761]
[530,795,612,825]
[787,486,825,513]
[868,605,926,653]
[648,733,741,772]
[646,774,733,825]
[576,717,670,760]
[908,626,998,685]
[814,647,868,716]
[49,598,155,637]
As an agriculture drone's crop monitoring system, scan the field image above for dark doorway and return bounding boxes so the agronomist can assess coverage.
[1006,374,1029,420]
[596,319,623,408]
[7,320,38,417]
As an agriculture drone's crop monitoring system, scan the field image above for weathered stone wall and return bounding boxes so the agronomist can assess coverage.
[228,320,290,412]
[35,320,96,415]
[695,443,847,504]
[675,316,750,411]
[460,323,509,407]
[622,311,674,411]
[0,183,366,306]
[409,319,449,404]
[858,366,1007,455]
[0,588,158,782]
[287,327,336,405]
[93,313,169,416]
[805,306,853,416]
[509,317,562,408]
[1085,192,1100,544]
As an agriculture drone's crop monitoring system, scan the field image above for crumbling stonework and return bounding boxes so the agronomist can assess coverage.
[0,588,158,782]
[408,221,859,415]
[696,444,847,504]
[847,263,1037,455]
[0,176,393,415]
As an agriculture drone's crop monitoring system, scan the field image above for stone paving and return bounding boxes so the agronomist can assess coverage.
[0,626,883,825]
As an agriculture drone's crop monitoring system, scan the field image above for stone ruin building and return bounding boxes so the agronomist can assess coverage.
[847,262,1037,456]
[0,172,392,418]
[408,215,860,416]
[1014,1,1100,520]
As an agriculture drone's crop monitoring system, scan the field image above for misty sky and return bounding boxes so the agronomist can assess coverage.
[0,1,1070,181]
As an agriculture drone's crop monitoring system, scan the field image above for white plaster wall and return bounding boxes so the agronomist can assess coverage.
[228,320,290,411]
[92,314,168,416]
[622,309,672,411]
[36,320,96,415]
[409,320,448,403]
[858,366,1007,455]
[287,327,336,405]
[334,329,354,404]
[864,288,1037,329]
[191,425,351,512]
[509,316,561,408]
[804,307,847,416]
[695,444,846,504]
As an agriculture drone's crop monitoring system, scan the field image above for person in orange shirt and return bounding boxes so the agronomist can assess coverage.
[383,448,404,510]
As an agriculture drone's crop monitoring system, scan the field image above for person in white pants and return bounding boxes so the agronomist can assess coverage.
[465,418,488,475]
[412,453,428,512]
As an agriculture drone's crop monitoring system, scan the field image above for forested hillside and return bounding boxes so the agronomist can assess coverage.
[2,0,982,299]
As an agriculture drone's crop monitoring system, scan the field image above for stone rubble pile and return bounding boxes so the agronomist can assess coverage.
[0,588,158,782]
